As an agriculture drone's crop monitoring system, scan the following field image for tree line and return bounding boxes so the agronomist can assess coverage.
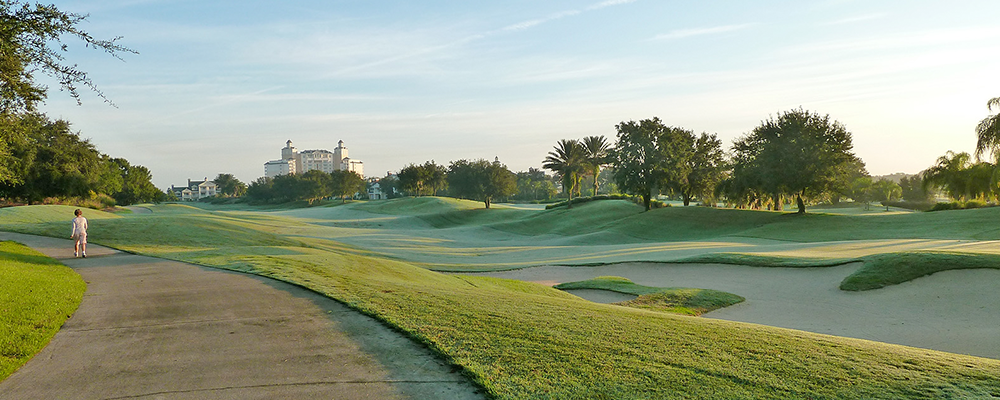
[543,109,919,213]
[0,1,161,207]
[244,170,365,204]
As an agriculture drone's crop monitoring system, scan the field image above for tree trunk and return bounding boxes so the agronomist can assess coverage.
[772,194,782,211]
[796,192,806,214]
[485,197,491,209]
[566,175,574,209]
[683,194,691,207]
[593,167,600,196]
[643,194,651,211]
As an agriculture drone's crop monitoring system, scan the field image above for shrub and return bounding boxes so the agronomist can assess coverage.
[880,200,935,211]
[544,194,659,209]
[928,200,995,212]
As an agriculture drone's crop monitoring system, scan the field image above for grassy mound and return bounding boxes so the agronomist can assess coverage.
[554,276,745,315]
[351,196,482,215]
[4,204,999,398]
[0,241,86,382]
[0,204,120,225]
[841,252,1000,291]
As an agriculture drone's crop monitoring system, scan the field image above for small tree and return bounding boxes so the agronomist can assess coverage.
[213,173,245,197]
[448,159,516,209]
[330,170,364,203]
[872,179,902,211]
[851,176,873,210]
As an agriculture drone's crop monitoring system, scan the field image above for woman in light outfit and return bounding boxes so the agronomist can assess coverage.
[71,209,88,258]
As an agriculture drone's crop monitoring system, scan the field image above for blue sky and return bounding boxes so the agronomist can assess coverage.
[40,0,1000,188]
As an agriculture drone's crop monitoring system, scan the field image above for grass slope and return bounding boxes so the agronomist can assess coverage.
[841,252,1000,291]
[554,276,745,315]
[3,204,1000,398]
[0,241,86,382]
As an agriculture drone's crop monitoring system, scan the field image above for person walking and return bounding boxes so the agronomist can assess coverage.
[71,209,88,258]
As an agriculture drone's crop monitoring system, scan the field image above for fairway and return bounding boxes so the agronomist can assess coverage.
[2,201,1000,399]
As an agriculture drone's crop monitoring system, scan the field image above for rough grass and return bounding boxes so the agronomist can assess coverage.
[0,241,86,382]
[841,252,1000,291]
[4,204,1000,398]
[554,276,745,315]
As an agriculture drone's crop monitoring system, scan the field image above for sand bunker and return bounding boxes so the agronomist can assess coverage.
[471,263,1000,360]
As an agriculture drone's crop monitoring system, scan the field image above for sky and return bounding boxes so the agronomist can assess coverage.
[37,0,1000,189]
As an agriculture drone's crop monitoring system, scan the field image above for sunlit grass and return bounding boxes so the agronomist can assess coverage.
[4,202,1000,397]
[0,242,85,382]
[4,204,1000,398]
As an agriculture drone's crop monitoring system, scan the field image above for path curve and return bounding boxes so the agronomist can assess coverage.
[0,232,482,399]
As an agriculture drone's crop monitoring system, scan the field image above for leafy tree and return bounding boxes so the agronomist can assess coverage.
[677,132,726,206]
[899,175,931,202]
[851,176,874,210]
[300,169,332,204]
[397,163,429,196]
[609,118,671,211]
[447,159,516,209]
[376,173,401,199]
[543,139,586,208]
[330,169,364,203]
[0,115,110,202]
[398,161,448,197]
[515,168,557,201]
[213,173,245,197]
[731,109,861,213]
[826,160,868,205]
[872,179,902,211]
[0,0,135,114]
[271,174,303,203]
[975,97,1000,160]
[246,177,275,203]
[581,135,610,195]
[923,151,973,201]
[111,158,163,205]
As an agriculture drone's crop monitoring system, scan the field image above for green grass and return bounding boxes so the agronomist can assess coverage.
[841,251,1000,291]
[554,276,745,315]
[0,241,86,382]
[4,204,1000,398]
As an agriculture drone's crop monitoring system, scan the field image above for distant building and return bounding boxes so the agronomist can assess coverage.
[264,140,364,178]
[169,178,218,201]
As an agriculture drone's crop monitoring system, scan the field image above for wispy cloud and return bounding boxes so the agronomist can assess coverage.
[651,24,754,41]
[323,0,639,77]
[587,0,638,11]
[824,13,887,25]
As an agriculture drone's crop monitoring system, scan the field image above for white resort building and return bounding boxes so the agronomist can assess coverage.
[169,178,218,201]
[264,140,364,178]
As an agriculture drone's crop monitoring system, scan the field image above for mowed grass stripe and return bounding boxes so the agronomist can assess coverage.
[0,241,86,382]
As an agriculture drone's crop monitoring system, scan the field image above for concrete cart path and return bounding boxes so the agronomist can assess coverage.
[0,232,483,400]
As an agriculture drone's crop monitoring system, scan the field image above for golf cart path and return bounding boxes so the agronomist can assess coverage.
[0,232,482,400]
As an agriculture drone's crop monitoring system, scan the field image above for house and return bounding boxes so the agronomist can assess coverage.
[169,178,218,201]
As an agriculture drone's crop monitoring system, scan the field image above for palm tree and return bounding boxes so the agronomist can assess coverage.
[581,135,610,196]
[543,139,586,208]
[975,97,1000,160]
